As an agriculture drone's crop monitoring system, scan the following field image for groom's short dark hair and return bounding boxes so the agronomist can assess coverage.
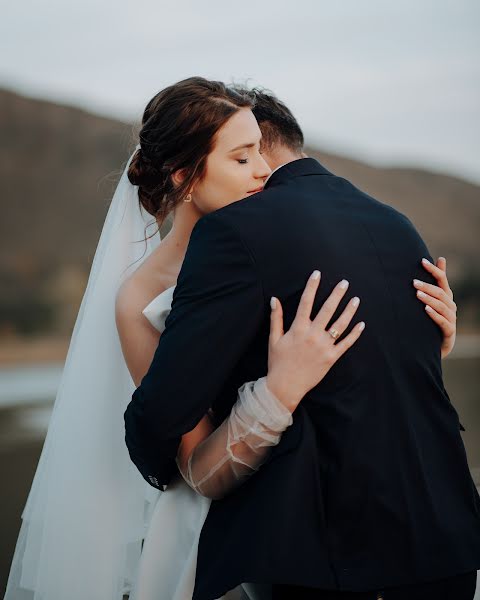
[231,85,304,154]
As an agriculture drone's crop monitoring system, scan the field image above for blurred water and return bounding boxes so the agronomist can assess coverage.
[0,352,478,473]
[0,363,63,408]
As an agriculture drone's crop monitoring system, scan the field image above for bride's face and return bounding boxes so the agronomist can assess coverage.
[191,107,272,214]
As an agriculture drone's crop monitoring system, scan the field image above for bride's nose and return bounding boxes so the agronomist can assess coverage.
[254,154,272,180]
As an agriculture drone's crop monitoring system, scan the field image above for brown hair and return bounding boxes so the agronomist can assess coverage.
[128,77,253,224]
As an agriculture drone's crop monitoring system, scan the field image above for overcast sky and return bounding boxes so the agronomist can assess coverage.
[1,0,479,183]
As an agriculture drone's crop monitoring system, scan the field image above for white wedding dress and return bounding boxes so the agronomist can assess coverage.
[129,285,242,600]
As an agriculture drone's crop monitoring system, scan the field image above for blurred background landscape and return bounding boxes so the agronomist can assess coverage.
[0,0,479,594]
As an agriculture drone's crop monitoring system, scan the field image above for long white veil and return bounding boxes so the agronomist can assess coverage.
[5,146,161,599]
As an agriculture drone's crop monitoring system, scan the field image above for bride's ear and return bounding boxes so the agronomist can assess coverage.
[171,168,187,189]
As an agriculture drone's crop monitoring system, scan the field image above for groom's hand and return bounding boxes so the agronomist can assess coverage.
[413,256,457,359]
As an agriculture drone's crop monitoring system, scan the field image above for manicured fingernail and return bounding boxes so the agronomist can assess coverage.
[358,321,365,331]
[339,279,349,289]
[352,297,360,307]
[413,279,423,287]
[270,296,277,309]
[422,258,431,265]
[311,270,320,280]
[417,290,426,298]
[439,256,446,261]
[425,305,433,313]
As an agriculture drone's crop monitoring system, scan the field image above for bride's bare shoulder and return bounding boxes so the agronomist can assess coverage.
[115,272,146,321]
[115,259,173,331]
[115,262,174,384]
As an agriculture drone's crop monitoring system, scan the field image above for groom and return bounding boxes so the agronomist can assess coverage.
[124,88,480,599]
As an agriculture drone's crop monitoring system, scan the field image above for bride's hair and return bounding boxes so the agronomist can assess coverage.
[128,77,253,224]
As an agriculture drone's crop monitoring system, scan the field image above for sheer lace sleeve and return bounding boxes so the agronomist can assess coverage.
[175,376,293,500]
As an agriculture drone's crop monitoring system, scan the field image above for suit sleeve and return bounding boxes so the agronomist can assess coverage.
[124,211,266,489]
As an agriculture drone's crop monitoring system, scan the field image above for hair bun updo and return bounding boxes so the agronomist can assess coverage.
[127,148,163,187]
[127,147,173,217]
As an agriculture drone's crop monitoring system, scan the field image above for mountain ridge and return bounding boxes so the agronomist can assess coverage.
[1,87,478,335]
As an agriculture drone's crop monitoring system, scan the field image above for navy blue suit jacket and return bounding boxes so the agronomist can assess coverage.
[124,158,480,599]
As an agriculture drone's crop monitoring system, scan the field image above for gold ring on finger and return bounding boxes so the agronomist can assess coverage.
[328,328,340,340]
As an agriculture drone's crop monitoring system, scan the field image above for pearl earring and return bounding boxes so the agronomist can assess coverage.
[184,193,192,203]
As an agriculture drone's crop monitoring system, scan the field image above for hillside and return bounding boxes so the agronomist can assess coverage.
[0,87,478,336]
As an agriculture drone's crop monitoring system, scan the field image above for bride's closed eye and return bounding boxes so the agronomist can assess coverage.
[237,149,264,164]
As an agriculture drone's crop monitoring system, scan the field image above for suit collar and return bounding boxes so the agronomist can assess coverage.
[264,157,333,190]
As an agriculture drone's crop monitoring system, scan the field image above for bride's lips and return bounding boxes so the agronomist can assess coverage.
[247,186,264,194]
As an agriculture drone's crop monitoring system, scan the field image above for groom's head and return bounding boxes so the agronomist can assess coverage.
[231,85,307,170]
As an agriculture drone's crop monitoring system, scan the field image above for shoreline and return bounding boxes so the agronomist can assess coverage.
[0,337,69,366]
[1,333,479,367]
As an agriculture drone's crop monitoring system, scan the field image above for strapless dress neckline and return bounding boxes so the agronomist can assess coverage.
[142,285,176,333]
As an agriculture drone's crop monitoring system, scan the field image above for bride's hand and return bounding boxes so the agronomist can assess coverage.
[266,271,365,412]
[413,257,457,359]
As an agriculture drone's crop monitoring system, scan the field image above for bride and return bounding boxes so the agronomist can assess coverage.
[4,77,458,600]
